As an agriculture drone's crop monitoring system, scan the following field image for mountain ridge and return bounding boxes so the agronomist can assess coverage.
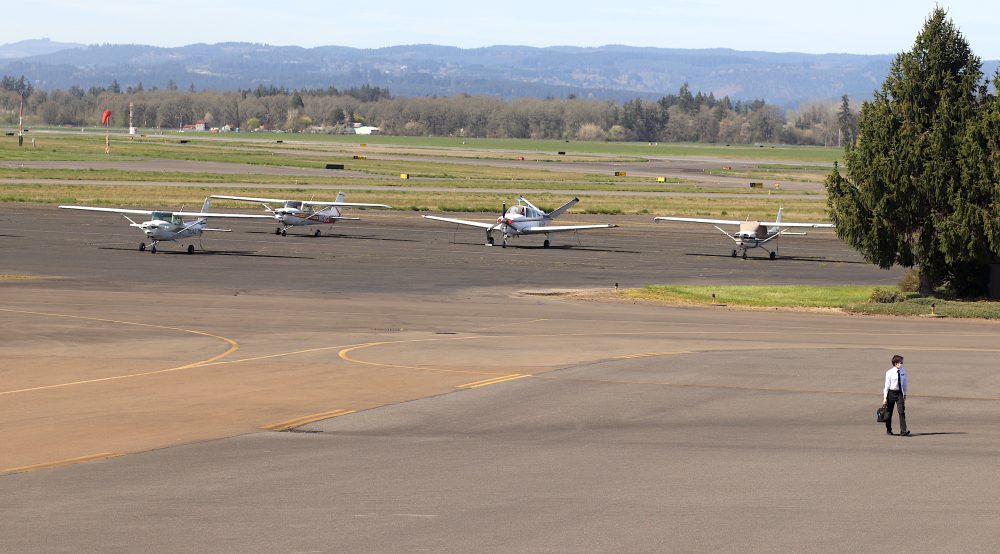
[2,39,997,106]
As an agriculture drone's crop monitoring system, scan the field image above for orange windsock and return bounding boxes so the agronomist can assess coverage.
[101,109,112,125]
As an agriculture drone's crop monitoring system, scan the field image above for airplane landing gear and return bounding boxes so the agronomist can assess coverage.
[187,244,195,254]
[543,239,550,248]
[731,249,737,258]
[281,229,287,236]
[314,229,321,237]
[275,227,282,235]
[139,243,146,252]
[486,234,494,246]
[151,245,157,254]
[769,251,776,260]
[741,250,747,259]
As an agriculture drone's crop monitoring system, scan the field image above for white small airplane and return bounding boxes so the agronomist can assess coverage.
[423,196,617,248]
[59,198,272,254]
[209,193,391,236]
[654,208,834,259]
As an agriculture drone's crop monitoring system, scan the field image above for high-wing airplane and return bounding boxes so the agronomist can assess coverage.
[59,198,272,254]
[653,208,835,259]
[423,195,617,248]
[209,192,391,236]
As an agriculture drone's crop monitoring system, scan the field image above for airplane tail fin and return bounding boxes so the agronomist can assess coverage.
[335,191,346,203]
[548,197,580,219]
[200,197,211,219]
[776,206,784,224]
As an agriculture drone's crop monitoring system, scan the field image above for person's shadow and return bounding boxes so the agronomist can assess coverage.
[904,432,966,437]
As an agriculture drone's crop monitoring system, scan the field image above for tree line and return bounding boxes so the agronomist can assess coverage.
[2,77,857,146]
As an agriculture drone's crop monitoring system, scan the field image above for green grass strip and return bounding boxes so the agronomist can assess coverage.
[628,285,881,308]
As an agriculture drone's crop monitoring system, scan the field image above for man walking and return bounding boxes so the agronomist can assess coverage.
[883,354,910,436]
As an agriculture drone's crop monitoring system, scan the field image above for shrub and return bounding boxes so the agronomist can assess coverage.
[898,269,921,293]
[869,288,906,304]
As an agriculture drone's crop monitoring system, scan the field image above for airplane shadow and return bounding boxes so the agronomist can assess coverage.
[245,231,419,243]
[450,241,636,254]
[95,246,314,260]
[682,252,868,264]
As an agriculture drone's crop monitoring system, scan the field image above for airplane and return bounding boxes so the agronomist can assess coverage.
[422,195,617,248]
[208,192,391,236]
[653,208,835,259]
[59,198,272,254]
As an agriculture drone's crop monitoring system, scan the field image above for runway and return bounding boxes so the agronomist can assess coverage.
[3,203,999,551]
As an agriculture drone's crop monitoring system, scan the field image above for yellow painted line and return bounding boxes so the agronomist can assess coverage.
[263,409,356,431]
[4,452,123,475]
[338,340,498,376]
[614,351,690,360]
[457,374,531,389]
[0,308,239,396]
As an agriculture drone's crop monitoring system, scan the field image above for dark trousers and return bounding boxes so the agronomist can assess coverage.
[885,389,907,434]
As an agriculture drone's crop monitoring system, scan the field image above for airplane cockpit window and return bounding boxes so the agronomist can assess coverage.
[172,215,184,226]
[151,211,171,222]
[510,206,525,215]
[285,201,303,210]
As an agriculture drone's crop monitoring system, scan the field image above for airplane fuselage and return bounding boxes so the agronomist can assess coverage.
[140,218,203,242]
[275,207,343,227]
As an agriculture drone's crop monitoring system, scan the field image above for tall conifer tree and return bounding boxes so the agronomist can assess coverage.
[826,7,995,296]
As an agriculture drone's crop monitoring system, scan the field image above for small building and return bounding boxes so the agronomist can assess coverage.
[353,124,380,135]
[181,119,207,132]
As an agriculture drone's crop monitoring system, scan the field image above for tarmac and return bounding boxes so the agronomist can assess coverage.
[3,204,999,551]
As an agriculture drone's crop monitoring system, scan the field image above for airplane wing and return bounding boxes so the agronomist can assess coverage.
[760,221,835,228]
[654,216,742,225]
[168,211,273,219]
[59,205,270,219]
[302,201,392,209]
[422,215,496,230]
[519,224,618,234]
[209,194,289,204]
[60,205,155,216]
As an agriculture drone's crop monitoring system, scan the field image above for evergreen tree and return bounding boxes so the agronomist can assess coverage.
[825,7,994,296]
[836,95,855,146]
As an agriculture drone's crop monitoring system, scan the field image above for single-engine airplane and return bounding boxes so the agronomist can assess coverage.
[209,192,391,236]
[423,196,617,248]
[59,198,272,254]
[653,208,834,259]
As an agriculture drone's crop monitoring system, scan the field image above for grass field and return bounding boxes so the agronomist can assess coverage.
[0,131,834,218]
[10,129,844,163]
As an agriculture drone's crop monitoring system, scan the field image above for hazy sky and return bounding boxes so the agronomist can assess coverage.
[9,0,999,58]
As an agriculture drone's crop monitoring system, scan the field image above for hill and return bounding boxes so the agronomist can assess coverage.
[1,40,997,106]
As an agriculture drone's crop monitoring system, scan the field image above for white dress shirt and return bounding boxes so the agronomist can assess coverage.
[883,365,908,400]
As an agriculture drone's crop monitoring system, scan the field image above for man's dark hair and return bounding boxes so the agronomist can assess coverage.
[892,355,904,365]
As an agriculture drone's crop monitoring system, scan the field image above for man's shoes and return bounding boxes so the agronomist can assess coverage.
[900,430,911,437]
[886,431,894,436]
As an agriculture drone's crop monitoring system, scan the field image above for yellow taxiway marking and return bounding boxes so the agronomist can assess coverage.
[614,351,690,360]
[457,374,532,389]
[263,409,356,432]
[4,452,123,475]
[0,308,239,396]
[338,339,501,376]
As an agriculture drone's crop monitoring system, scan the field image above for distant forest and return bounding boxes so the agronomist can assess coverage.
[1,76,857,146]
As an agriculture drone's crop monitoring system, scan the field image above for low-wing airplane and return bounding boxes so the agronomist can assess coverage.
[422,195,617,248]
[59,198,272,254]
[653,208,835,259]
[209,192,391,236]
